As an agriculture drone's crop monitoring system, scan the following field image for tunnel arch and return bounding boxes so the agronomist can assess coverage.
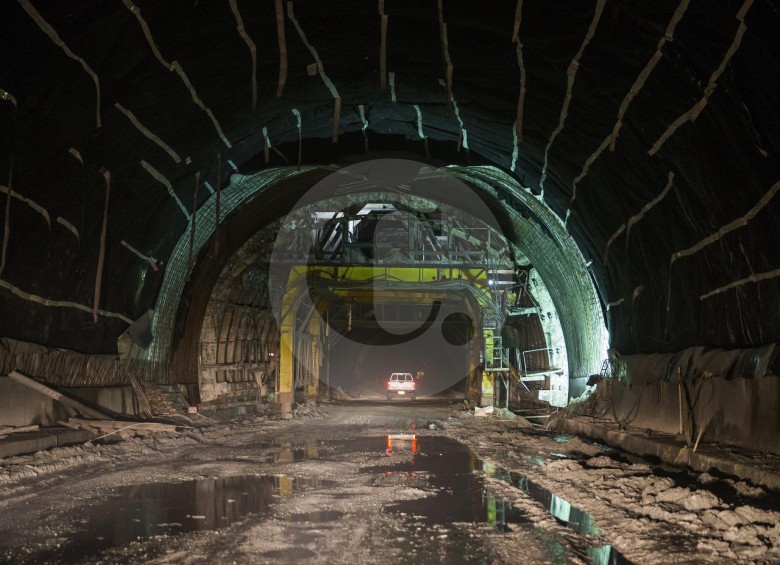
[0,0,779,511]
[447,166,608,397]
[148,159,607,404]
[148,166,332,384]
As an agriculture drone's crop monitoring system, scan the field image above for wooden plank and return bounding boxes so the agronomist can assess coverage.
[59,418,179,438]
[128,373,154,418]
[8,371,110,420]
[58,419,100,435]
[0,424,40,438]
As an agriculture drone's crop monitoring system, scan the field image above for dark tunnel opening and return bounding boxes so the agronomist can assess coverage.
[177,159,597,415]
[1,1,780,561]
[326,300,473,400]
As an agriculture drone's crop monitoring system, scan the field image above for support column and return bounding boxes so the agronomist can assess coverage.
[305,315,320,397]
[481,328,495,407]
[278,291,295,419]
[467,326,481,406]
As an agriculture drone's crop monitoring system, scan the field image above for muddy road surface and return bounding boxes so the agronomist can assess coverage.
[1,401,778,564]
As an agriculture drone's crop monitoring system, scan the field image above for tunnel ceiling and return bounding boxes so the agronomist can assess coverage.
[0,0,778,356]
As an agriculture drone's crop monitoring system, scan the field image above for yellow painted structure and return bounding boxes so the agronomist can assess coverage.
[305,315,321,397]
[481,328,495,406]
[278,289,295,418]
[275,264,495,414]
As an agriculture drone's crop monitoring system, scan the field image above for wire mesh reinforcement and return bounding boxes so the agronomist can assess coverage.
[0,345,144,388]
[447,166,608,388]
[143,166,319,383]
[143,164,608,394]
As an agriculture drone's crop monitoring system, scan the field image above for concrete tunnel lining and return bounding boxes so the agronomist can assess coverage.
[148,160,607,404]
[1,1,780,557]
[1,0,777,361]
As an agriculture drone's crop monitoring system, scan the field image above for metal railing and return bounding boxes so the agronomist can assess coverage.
[519,347,563,381]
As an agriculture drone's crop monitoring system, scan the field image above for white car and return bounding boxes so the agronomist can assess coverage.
[387,372,416,400]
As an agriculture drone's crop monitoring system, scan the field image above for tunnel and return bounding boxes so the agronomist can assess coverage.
[1,1,779,563]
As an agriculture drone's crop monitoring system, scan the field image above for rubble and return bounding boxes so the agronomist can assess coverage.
[0,402,778,564]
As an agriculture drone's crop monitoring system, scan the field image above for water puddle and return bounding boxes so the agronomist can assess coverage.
[267,447,319,463]
[261,547,317,560]
[363,435,630,565]
[30,435,631,564]
[243,439,324,463]
[482,464,630,564]
[287,510,345,522]
[45,474,325,563]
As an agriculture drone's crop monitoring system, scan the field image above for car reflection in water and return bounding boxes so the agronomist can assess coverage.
[386,434,417,456]
[385,434,418,482]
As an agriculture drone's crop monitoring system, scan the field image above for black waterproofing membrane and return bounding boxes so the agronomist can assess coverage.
[0,0,778,369]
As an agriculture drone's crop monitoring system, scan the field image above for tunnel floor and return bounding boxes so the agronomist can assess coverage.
[0,403,778,564]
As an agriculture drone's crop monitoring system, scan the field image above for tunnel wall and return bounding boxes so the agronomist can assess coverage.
[0,338,148,388]
[590,345,780,454]
[0,377,137,427]
[448,167,609,397]
[145,167,325,384]
[149,163,609,406]
[198,302,275,402]
[1,0,778,369]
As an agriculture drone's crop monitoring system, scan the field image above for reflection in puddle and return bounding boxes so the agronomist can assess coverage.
[33,435,629,564]
[368,436,630,565]
[483,493,532,530]
[485,463,600,535]
[46,474,323,563]
[262,547,317,560]
[260,438,322,463]
[368,437,573,563]
[386,433,418,456]
[287,510,345,522]
[483,464,630,564]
